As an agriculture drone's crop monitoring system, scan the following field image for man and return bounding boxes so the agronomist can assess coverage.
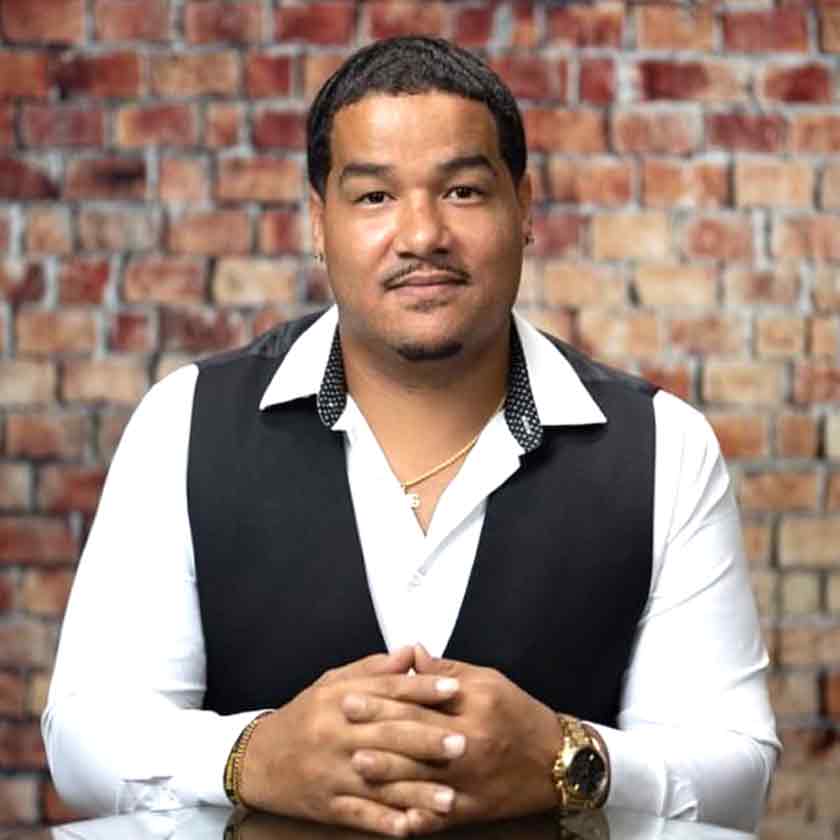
[43,37,779,837]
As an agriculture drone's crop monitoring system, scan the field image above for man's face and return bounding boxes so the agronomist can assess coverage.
[310,91,532,365]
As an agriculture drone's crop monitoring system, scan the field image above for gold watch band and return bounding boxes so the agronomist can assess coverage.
[551,714,611,814]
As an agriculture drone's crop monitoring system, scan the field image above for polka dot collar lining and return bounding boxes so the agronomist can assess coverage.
[316,326,543,455]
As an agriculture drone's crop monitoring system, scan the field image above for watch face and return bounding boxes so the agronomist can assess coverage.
[567,748,606,798]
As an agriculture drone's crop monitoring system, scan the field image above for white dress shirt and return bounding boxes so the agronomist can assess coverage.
[43,307,779,832]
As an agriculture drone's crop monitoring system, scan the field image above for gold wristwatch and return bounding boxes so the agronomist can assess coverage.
[551,714,610,814]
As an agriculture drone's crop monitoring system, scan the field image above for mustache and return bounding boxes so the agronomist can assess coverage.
[382,261,470,290]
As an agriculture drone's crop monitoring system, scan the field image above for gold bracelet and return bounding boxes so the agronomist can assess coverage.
[224,712,272,807]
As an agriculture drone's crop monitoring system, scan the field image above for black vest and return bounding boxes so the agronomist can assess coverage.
[188,313,657,727]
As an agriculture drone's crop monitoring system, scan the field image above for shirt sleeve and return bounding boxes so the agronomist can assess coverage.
[41,365,264,816]
[590,390,780,833]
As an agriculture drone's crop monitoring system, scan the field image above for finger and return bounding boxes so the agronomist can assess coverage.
[342,684,458,723]
[362,780,456,816]
[346,673,460,706]
[354,721,467,762]
[407,808,450,835]
[412,645,463,677]
[352,749,444,784]
[320,648,415,686]
[329,795,410,838]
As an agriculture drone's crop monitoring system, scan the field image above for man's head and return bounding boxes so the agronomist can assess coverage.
[307,38,532,370]
[307,36,528,200]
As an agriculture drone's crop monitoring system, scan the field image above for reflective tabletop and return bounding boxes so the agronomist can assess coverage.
[4,807,753,840]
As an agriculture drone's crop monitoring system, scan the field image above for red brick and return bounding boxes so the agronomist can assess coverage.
[303,53,346,99]
[765,771,813,819]
[820,164,840,210]
[94,0,171,41]
[275,2,354,45]
[669,315,746,356]
[543,262,623,309]
[0,156,57,199]
[16,310,97,356]
[0,261,43,305]
[206,103,242,147]
[769,673,819,718]
[0,51,49,99]
[1,0,84,43]
[0,464,28,510]
[159,157,208,203]
[547,3,623,46]
[643,160,729,209]
[0,361,55,405]
[814,268,840,311]
[782,518,840,568]
[684,215,753,262]
[757,316,806,358]
[705,112,789,153]
[723,9,809,52]
[62,358,147,404]
[830,474,840,512]
[38,465,106,515]
[593,213,670,261]
[822,8,840,52]
[21,105,104,147]
[368,1,445,39]
[793,114,840,153]
[740,470,819,512]
[53,51,143,99]
[151,51,239,97]
[65,156,147,201]
[577,310,661,360]
[259,210,302,255]
[827,673,840,720]
[530,212,586,258]
[97,410,130,460]
[43,778,82,825]
[794,363,840,403]
[743,523,771,568]
[116,103,199,147]
[703,362,784,406]
[0,517,76,564]
[246,53,293,98]
[108,311,153,352]
[637,60,747,103]
[0,105,11,147]
[547,158,632,207]
[708,413,768,460]
[26,672,49,717]
[0,721,46,770]
[216,156,300,203]
[762,64,833,104]
[778,624,840,666]
[613,109,701,156]
[167,210,250,256]
[490,56,565,102]
[0,777,38,824]
[524,109,606,153]
[508,1,538,49]
[736,159,813,209]
[775,217,840,262]
[25,207,72,255]
[579,59,614,106]
[812,316,838,356]
[253,109,306,150]
[78,208,159,252]
[638,362,692,402]
[635,264,717,307]
[21,568,74,616]
[186,1,264,43]
[0,212,8,252]
[0,673,25,718]
[6,413,86,459]
[123,256,206,304]
[777,413,819,458]
[453,6,493,47]
[515,309,573,345]
[638,7,715,51]
[213,258,297,305]
[160,306,246,353]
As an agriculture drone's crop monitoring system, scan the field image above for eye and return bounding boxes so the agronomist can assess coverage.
[356,191,390,205]
[446,185,484,201]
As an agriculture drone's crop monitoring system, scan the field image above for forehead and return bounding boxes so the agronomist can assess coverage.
[329,92,502,171]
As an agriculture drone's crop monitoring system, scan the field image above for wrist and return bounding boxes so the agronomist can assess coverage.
[224,711,272,808]
[551,714,611,814]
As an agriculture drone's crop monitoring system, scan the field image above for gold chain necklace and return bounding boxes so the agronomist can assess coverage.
[400,393,506,510]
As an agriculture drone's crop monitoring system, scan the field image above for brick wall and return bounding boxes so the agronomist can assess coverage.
[0,0,838,833]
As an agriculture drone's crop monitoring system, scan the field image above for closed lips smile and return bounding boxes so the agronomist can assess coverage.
[391,273,466,288]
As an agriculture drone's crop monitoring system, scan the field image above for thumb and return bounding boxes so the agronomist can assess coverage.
[319,646,414,685]
[413,644,462,676]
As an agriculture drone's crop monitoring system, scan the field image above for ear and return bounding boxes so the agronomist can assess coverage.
[517,170,534,242]
[309,186,325,259]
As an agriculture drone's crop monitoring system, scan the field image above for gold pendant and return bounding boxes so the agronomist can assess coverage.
[406,492,421,510]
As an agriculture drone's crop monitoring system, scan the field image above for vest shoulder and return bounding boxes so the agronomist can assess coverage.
[540,332,658,398]
[196,310,325,372]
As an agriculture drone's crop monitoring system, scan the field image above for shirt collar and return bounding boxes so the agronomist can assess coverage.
[259,306,606,452]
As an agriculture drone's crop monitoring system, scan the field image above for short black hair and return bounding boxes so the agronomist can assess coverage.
[306,36,527,199]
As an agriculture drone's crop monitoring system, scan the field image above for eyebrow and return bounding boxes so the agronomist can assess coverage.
[337,154,498,188]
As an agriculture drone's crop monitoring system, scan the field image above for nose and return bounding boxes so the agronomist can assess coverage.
[393,194,451,259]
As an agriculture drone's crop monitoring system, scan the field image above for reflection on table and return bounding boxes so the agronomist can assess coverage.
[5,805,754,840]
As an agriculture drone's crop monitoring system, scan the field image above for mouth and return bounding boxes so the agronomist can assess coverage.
[391,272,467,289]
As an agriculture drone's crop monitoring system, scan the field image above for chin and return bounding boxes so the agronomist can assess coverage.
[395,340,464,362]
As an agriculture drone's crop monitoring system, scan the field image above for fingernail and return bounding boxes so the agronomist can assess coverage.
[351,751,374,770]
[436,677,459,695]
[392,814,408,836]
[443,733,466,758]
[434,788,454,812]
[343,693,366,715]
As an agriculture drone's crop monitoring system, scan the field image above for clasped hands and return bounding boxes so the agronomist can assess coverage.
[239,644,563,837]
